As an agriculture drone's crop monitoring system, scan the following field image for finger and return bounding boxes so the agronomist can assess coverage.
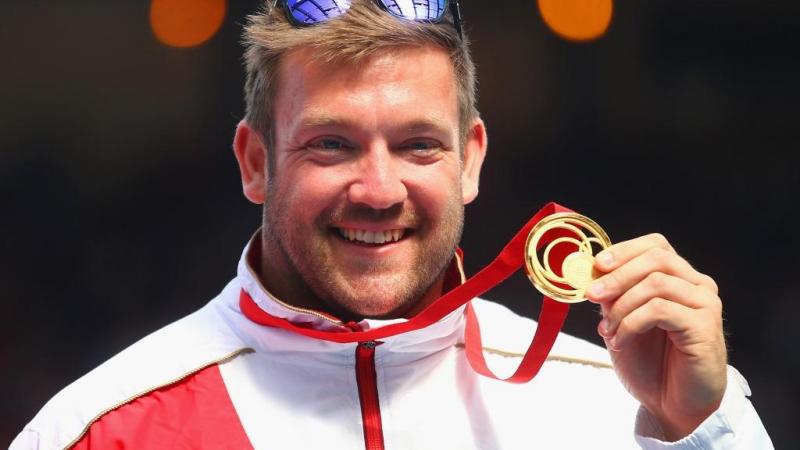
[598,272,721,338]
[606,297,698,351]
[587,247,715,304]
[594,233,675,273]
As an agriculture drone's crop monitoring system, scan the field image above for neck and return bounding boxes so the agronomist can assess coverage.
[400,277,445,318]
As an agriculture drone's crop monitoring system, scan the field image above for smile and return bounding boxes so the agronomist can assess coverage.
[337,228,406,245]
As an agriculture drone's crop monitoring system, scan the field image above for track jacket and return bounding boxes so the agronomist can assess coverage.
[12,240,773,449]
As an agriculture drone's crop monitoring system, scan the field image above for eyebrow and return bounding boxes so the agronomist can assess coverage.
[296,114,354,130]
[400,118,452,136]
[295,113,453,136]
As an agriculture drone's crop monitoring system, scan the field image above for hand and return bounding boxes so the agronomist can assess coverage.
[586,233,728,441]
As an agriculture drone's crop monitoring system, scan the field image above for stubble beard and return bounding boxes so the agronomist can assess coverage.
[261,183,464,320]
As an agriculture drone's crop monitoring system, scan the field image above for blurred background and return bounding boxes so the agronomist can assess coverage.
[1,0,797,446]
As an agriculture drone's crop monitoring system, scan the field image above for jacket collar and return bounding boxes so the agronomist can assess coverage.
[234,231,468,355]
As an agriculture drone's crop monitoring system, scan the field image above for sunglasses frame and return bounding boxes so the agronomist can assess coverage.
[271,0,463,39]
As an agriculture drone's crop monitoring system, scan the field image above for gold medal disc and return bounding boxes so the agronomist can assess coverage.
[524,212,611,303]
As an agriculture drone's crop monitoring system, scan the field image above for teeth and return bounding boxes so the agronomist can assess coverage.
[339,228,405,244]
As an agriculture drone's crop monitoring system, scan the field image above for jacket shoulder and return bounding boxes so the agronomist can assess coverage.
[470,297,612,368]
[13,282,251,450]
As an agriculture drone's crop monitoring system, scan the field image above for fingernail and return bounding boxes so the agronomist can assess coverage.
[598,318,610,336]
[597,251,614,266]
[608,336,619,351]
[589,280,605,297]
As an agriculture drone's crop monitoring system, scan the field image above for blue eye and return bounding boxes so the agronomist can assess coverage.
[308,138,351,151]
[408,141,435,150]
[401,139,443,155]
[320,139,342,149]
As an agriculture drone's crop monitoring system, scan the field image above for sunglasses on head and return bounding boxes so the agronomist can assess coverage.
[270,0,463,38]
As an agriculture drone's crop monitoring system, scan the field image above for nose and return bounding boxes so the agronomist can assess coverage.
[347,146,408,210]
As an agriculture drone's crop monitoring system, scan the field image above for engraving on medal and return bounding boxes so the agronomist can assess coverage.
[524,212,611,303]
[562,251,597,290]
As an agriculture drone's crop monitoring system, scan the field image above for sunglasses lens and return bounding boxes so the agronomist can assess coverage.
[285,0,353,25]
[380,0,448,21]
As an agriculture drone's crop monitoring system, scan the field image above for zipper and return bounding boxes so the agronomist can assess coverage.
[355,341,385,450]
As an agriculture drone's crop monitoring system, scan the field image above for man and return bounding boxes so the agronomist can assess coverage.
[12,1,772,448]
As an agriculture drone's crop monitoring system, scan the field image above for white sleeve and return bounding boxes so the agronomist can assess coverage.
[634,365,774,449]
[9,429,40,450]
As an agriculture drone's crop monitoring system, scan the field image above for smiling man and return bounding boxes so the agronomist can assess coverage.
[237,44,480,322]
[13,1,772,449]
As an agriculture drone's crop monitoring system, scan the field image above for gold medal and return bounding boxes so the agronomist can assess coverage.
[524,212,611,303]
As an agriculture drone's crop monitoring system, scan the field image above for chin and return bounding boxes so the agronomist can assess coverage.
[313,266,440,320]
[327,283,420,320]
[335,296,412,320]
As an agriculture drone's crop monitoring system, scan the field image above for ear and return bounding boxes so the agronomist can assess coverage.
[233,120,269,204]
[461,118,488,205]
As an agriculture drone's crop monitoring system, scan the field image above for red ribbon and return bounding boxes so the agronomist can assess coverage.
[240,202,574,383]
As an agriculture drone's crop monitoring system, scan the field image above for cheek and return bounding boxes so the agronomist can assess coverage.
[411,168,463,220]
[278,168,346,221]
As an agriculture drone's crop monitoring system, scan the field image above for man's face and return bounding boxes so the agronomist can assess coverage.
[247,46,484,320]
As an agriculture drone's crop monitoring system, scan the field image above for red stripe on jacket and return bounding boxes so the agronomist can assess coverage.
[72,364,252,449]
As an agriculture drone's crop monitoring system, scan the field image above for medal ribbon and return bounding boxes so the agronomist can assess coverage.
[240,202,574,383]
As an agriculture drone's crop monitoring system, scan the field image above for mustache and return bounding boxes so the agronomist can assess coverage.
[322,203,420,227]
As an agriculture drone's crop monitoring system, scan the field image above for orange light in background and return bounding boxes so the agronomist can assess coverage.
[538,0,613,43]
[150,0,227,48]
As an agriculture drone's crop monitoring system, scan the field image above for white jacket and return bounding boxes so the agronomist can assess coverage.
[12,242,773,449]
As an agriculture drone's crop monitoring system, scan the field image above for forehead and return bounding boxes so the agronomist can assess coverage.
[273,45,459,133]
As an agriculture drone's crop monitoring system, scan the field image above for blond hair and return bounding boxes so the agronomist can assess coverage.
[242,0,478,153]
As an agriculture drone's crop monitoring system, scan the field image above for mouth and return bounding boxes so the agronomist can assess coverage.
[335,227,410,246]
